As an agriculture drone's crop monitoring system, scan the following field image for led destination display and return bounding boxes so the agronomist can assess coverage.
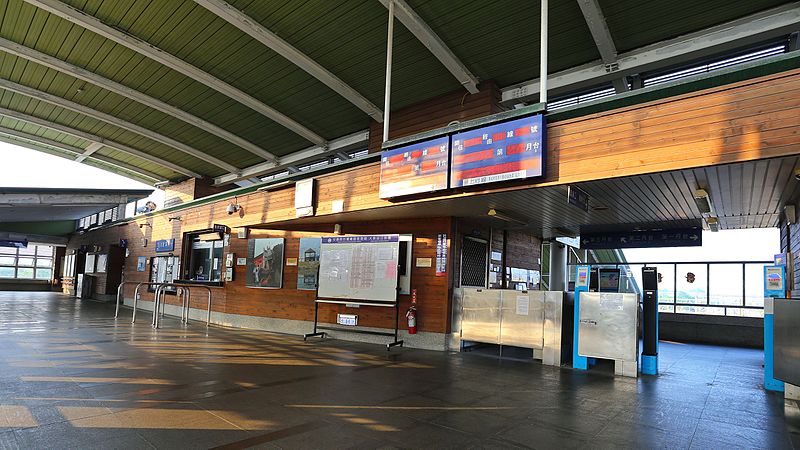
[379,136,449,199]
[450,114,545,188]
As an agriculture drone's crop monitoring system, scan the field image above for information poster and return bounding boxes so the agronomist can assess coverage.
[136,256,146,272]
[436,233,447,277]
[450,114,544,188]
[246,238,284,288]
[297,237,321,290]
[379,137,449,199]
[318,235,400,302]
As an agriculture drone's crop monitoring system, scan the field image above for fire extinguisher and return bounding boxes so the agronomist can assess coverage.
[406,289,418,334]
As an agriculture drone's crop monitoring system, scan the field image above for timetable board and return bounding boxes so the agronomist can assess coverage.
[318,235,400,302]
[450,114,544,188]
[379,136,449,199]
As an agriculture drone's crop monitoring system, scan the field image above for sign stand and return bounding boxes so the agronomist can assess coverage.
[304,286,404,351]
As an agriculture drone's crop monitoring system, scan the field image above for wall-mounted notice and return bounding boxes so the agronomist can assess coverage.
[436,233,448,277]
[450,114,544,188]
[318,235,400,302]
[379,136,449,199]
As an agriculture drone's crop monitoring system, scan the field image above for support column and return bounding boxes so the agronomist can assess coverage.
[548,240,567,291]
[539,0,548,105]
[382,0,395,143]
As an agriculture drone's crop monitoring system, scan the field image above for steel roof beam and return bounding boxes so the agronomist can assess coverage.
[23,0,326,147]
[0,106,200,178]
[194,0,383,122]
[214,130,369,185]
[502,3,800,104]
[0,77,238,173]
[0,37,277,163]
[576,0,628,93]
[0,127,165,182]
[377,0,479,94]
[74,142,102,163]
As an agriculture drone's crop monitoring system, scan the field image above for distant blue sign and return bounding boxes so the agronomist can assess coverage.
[581,228,702,249]
[155,239,175,253]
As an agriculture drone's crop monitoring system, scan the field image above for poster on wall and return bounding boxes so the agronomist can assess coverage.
[96,254,108,273]
[297,237,321,290]
[136,256,147,272]
[246,238,284,288]
[84,253,96,273]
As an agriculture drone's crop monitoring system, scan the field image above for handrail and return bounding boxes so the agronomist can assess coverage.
[115,281,165,321]
[152,283,212,329]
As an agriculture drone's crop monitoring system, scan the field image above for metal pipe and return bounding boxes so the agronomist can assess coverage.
[206,287,212,325]
[382,0,395,143]
[539,0,548,104]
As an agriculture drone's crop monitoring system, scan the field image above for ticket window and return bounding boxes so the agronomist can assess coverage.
[185,233,224,282]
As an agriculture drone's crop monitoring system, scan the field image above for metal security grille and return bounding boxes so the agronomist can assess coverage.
[461,237,488,287]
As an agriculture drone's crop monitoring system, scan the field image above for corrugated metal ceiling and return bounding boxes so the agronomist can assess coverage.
[0,0,794,183]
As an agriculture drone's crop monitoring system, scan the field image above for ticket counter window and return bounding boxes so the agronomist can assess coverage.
[188,236,223,282]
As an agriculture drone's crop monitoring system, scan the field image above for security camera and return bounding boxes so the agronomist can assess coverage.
[795,168,800,181]
[226,203,240,215]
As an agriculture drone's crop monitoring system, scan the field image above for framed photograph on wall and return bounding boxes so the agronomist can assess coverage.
[297,237,321,290]
[246,238,284,288]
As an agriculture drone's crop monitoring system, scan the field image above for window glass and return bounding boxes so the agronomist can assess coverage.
[36,246,53,257]
[709,264,743,306]
[35,269,51,280]
[189,236,223,282]
[0,267,14,278]
[36,258,52,268]
[0,247,15,255]
[676,305,723,315]
[16,268,34,279]
[744,263,769,307]
[17,258,35,267]
[17,247,35,256]
[656,264,675,303]
[0,256,14,265]
[675,264,707,306]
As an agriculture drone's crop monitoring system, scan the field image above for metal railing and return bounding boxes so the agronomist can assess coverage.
[568,261,772,317]
[115,281,166,322]
[152,283,212,329]
[115,281,213,327]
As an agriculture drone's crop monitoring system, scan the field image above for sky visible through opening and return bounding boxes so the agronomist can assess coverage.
[1,142,782,261]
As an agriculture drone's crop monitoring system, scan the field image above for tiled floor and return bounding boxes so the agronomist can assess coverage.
[0,291,797,449]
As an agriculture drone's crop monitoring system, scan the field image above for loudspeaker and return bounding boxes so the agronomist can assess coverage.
[785,205,796,225]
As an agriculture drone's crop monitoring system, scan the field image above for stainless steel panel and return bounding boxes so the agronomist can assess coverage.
[774,298,800,386]
[500,291,545,349]
[543,291,564,366]
[578,292,638,361]
[460,288,502,344]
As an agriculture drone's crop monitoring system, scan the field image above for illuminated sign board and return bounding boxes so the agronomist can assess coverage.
[379,136,449,199]
[450,114,544,188]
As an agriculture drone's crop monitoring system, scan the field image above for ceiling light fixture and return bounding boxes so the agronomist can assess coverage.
[694,189,713,214]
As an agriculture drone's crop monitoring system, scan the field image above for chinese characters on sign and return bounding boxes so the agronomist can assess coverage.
[450,115,545,188]
[379,136,450,199]
[581,228,702,249]
[436,233,447,277]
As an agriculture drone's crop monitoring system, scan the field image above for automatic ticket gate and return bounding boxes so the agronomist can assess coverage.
[764,264,800,399]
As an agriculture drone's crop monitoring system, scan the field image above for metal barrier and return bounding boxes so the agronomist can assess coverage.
[152,283,213,329]
[115,281,167,322]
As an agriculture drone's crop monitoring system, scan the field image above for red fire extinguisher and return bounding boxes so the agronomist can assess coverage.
[406,289,418,334]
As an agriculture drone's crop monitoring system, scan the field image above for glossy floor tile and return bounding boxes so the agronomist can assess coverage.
[0,292,796,449]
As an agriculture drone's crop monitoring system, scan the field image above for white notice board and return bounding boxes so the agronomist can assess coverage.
[318,235,400,302]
